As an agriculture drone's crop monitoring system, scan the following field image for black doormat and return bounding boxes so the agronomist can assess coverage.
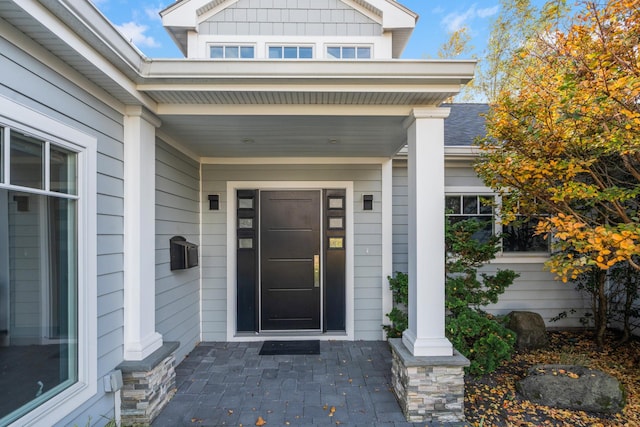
[259,340,320,355]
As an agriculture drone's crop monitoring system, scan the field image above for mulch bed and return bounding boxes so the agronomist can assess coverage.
[464,330,640,426]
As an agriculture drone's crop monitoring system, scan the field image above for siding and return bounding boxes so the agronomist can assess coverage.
[392,160,590,328]
[200,163,383,340]
[199,0,381,37]
[1,37,124,426]
[155,140,200,363]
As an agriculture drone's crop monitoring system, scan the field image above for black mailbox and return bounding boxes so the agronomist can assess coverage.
[170,236,199,271]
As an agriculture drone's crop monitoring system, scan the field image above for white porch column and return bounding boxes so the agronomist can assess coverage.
[123,106,163,361]
[403,107,453,357]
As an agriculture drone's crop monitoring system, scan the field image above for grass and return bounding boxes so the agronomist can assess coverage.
[464,330,640,426]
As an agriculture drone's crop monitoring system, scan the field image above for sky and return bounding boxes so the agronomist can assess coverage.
[91,0,527,60]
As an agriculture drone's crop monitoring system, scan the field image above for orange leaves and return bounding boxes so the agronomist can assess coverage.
[475,0,640,283]
[465,330,639,427]
[541,215,640,280]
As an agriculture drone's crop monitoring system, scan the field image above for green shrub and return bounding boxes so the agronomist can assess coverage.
[383,272,408,338]
[383,217,518,375]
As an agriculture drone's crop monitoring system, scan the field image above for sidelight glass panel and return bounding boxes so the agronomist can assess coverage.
[10,132,44,189]
[238,218,253,229]
[0,127,3,183]
[0,192,77,425]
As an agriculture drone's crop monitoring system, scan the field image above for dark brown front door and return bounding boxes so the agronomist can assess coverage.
[260,190,321,330]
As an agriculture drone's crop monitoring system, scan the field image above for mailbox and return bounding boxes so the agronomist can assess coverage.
[170,236,199,271]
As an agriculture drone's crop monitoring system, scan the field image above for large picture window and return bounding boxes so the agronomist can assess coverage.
[0,97,95,427]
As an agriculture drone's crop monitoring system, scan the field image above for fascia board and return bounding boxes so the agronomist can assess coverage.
[444,146,481,160]
[364,0,417,28]
[139,59,476,82]
[17,0,156,109]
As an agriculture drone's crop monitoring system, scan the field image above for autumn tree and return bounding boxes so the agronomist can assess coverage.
[475,0,640,346]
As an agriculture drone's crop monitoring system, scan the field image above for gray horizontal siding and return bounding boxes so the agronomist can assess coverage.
[201,163,383,341]
[1,36,125,426]
[199,0,380,37]
[392,160,590,328]
[155,140,201,363]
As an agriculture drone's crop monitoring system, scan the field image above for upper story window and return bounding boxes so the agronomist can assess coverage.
[210,45,255,59]
[327,46,371,59]
[268,46,313,59]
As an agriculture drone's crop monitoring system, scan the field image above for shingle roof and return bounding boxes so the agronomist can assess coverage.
[444,103,489,146]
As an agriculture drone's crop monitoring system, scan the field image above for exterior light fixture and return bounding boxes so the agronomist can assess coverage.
[208,194,220,210]
[363,194,373,210]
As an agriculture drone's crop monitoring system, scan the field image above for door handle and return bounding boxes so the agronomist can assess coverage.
[313,254,320,288]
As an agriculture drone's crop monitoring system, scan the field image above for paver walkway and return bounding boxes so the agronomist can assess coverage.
[152,341,465,427]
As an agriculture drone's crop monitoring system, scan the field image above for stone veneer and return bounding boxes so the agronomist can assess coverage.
[389,339,469,424]
[118,342,179,426]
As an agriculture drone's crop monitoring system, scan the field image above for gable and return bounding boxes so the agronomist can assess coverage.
[198,0,382,37]
[162,0,416,57]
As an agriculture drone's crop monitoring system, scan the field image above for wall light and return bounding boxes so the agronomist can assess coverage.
[208,194,220,210]
[363,194,373,211]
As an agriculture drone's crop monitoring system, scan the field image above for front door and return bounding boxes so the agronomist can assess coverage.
[260,190,321,330]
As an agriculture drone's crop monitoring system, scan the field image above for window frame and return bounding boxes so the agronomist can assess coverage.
[0,95,97,427]
[445,189,550,260]
[325,45,372,59]
[208,44,255,59]
[267,45,314,59]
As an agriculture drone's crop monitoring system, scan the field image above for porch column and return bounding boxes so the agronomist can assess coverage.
[123,106,163,361]
[403,107,453,357]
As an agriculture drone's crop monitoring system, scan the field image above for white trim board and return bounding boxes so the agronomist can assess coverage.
[225,181,355,342]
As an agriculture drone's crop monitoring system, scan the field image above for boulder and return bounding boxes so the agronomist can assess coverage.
[507,311,548,350]
[517,364,625,413]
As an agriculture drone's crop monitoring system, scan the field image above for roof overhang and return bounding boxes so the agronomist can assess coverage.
[1,0,476,159]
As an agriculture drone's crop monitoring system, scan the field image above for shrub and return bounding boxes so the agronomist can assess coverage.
[384,217,518,375]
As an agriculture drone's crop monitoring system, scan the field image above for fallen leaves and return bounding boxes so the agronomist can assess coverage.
[465,330,640,427]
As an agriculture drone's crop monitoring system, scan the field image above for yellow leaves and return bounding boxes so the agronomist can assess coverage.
[255,416,267,426]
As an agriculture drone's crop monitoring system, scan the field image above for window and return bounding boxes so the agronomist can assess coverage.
[268,46,313,59]
[327,46,371,59]
[209,45,255,59]
[502,216,549,253]
[445,195,494,243]
[0,96,96,426]
[445,194,549,253]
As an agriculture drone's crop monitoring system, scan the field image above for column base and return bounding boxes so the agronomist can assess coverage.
[118,341,179,426]
[389,338,469,424]
[402,329,453,357]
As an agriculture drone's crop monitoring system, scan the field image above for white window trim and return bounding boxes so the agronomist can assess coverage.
[445,186,550,263]
[207,43,256,59]
[266,44,315,59]
[324,44,373,59]
[0,94,97,427]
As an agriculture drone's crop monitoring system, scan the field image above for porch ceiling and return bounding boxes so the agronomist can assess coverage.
[158,114,408,157]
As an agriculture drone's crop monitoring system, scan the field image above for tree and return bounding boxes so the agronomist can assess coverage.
[475,0,569,101]
[475,0,640,346]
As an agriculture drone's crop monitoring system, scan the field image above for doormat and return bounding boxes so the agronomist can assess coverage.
[259,340,320,355]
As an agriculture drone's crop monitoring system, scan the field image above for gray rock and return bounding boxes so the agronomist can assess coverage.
[507,311,548,350]
[517,364,625,413]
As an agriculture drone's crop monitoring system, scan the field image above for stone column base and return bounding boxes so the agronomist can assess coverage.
[118,341,179,426]
[389,338,469,424]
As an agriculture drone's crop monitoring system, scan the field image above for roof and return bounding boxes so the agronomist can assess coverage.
[443,103,489,146]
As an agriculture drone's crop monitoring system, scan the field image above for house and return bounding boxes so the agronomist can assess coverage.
[0,0,590,426]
